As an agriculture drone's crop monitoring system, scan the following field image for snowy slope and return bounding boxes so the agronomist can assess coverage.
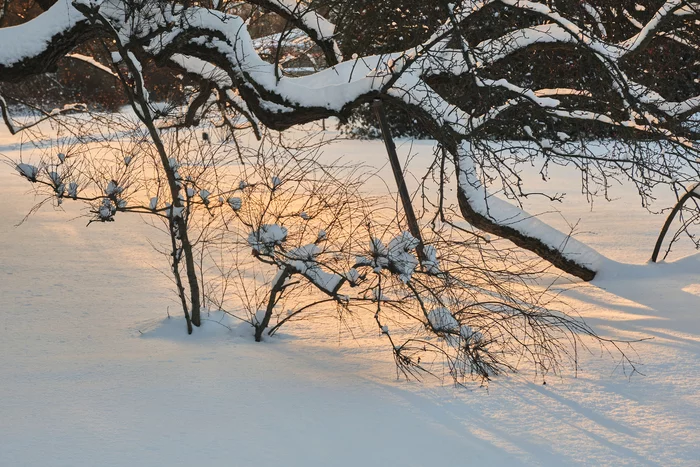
[1,127,699,466]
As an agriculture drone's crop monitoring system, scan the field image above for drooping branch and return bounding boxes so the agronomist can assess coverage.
[455,150,600,281]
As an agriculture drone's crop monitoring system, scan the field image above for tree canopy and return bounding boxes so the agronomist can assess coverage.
[0,0,698,281]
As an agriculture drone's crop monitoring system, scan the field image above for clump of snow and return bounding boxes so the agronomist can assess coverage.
[248,224,288,255]
[360,233,421,281]
[166,204,185,218]
[15,163,38,182]
[271,176,282,190]
[422,245,440,275]
[149,197,158,210]
[287,243,321,262]
[105,180,123,197]
[199,189,210,205]
[344,268,360,285]
[67,182,78,199]
[427,307,459,332]
[47,171,62,187]
[57,153,66,163]
[285,243,344,294]
[387,232,420,283]
[228,197,242,211]
[460,324,484,345]
[98,198,116,221]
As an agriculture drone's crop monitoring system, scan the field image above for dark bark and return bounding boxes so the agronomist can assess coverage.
[170,219,193,335]
[35,0,58,11]
[651,188,700,263]
[183,80,213,127]
[255,267,290,341]
[373,99,426,262]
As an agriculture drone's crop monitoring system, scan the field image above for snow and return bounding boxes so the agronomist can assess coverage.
[422,244,440,274]
[427,307,459,332]
[386,231,420,283]
[265,0,337,41]
[0,0,81,67]
[199,189,210,204]
[457,143,605,272]
[271,175,282,189]
[2,0,693,159]
[68,182,78,199]
[1,126,700,466]
[105,180,123,196]
[227,196,242,211]
[66,53,118,77]
[98,197,115,220]
[248,224,288,254]
[166,204,185,218]
[364,232,421,282]
[285,244,344,294]
[15,163,37,181]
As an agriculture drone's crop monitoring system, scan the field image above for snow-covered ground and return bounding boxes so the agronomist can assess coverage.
[1,126,699,466]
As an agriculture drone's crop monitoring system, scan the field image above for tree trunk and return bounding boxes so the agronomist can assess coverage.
[113,36,202,328]
[373,99,426,262]
[255,268,289,341]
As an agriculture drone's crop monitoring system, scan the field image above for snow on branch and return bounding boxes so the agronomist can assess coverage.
[456,143,604,280]
[247,0,342,64]
[0,0,89,81]
[66,53,118,77]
